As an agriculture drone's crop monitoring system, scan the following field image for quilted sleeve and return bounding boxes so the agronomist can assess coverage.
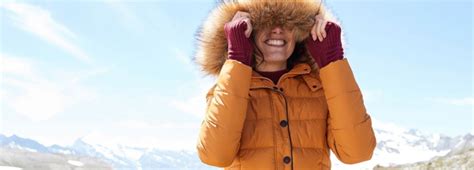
[319,58,376,164]
[196,59,252,167]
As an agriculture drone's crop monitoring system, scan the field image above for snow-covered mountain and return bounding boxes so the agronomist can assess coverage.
[0,134,215,169]
[373,133,474,170]
[0,122,472,170]
[70,137,212,169]
[330,120,472,169]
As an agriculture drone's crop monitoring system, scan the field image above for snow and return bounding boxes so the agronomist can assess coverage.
[53,149,72,155]
[0,166,22,170]
[8,142,37,152]
[119,146,145,161]
[67,160,84,167]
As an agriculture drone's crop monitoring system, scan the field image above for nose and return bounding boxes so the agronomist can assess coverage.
[271,26,283,34]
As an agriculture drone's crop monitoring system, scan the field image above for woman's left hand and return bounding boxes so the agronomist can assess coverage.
[305,21,344,69]
[310,14,329,42]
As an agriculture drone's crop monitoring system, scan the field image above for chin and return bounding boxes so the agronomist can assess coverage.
[263,54,290,62]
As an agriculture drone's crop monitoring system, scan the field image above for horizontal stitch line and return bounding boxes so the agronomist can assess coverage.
[249,96,323,99]
[292,147,324,150]
[240,146,274,150]
[290,118,327,121]
[285,96,324,99]
[249,96,277,99]
[245,118,273,121]
[213,89,250,99]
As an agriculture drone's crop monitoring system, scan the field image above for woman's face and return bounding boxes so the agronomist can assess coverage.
[254,26,296,65]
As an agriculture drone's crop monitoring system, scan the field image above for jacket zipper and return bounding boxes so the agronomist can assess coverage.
[250,82,294,170]
[273,88,294,170]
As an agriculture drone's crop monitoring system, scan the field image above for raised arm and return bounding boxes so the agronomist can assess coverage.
[197,11,254,167]
[197,60,252,167]
[305,21,376,164]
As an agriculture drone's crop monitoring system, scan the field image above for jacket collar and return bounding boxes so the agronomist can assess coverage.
[252,63,312,77]
[250,63,322,92]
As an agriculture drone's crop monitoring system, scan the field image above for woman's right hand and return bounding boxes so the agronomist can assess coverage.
[224,11,254,66]
[227,11,253,37]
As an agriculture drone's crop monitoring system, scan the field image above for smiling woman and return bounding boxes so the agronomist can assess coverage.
[194,0,376,169]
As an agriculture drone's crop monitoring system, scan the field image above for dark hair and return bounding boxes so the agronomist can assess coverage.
[286,41,312,69]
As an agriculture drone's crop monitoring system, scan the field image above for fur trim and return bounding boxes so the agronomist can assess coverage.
[194,0,340,76]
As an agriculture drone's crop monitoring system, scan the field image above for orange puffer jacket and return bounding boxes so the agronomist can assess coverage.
[197,59,376,169]
[194,0,376,169]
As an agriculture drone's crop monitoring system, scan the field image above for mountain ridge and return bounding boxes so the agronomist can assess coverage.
[0,124,472,169]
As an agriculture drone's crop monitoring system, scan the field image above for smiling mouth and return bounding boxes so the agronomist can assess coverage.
[264,39,286,47]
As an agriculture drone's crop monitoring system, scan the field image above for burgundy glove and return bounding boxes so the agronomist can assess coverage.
[305,22,344,68]
[224,19,253,66]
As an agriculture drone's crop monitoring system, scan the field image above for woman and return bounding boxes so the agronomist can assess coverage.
[195,0,376,169]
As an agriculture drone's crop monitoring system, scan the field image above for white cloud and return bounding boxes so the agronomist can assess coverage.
[361,88,384,102]
[1,53,101,121]
[0,55,35,77]
[166,47,216,118]
[1,2,91,62]
[82,120,202,150]
[169,75,215,119]
[117,120,155,129]
[371,118,407,134]
[429,97,474,106]
[5,79,66,121]
[117,120,199,130]
[170,95,206,118]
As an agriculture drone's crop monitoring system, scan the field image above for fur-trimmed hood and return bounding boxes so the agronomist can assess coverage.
[194,0,339,76]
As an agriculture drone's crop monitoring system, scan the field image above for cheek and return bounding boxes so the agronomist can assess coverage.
[255,41,265,54]
[286,33,296,57]
[254,36,265,51]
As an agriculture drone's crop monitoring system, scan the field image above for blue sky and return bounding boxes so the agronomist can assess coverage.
[0,0,472,150]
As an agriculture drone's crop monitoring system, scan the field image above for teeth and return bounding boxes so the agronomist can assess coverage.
[265,39,285,46]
